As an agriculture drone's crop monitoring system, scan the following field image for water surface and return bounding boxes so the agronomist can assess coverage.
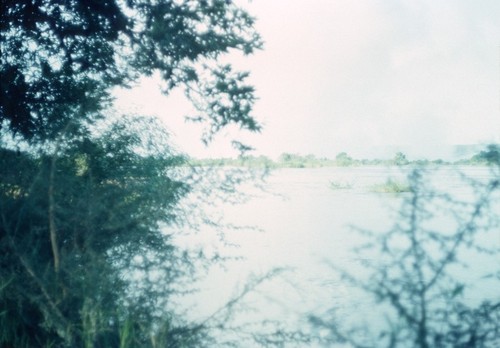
[177,166,500,341]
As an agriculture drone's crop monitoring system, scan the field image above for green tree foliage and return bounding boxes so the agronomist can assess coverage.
[278,153,311,168]
[1,1,263,346]
[393,151,409,166]
[0,117,212,347]
[1,0,261,142]
[467,144,500,165]
[335,152,355,166]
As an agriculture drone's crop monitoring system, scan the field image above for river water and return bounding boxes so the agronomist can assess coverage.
[174,165,500,344]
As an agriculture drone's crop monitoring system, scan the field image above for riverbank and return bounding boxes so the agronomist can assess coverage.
[188,146,498,168]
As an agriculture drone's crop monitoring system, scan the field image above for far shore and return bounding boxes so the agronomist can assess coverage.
[188,148,498,168]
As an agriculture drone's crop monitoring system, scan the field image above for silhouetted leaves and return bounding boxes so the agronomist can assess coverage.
[1,1,264,346]
[311,161,500,347]
[1,0,262,141]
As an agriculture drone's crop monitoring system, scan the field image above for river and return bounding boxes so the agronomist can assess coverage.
[174,165,500,345]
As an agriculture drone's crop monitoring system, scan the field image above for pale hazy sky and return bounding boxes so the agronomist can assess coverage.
[115,0,500,159]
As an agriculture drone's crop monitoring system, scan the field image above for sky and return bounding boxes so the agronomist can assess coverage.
[114,0,500,160]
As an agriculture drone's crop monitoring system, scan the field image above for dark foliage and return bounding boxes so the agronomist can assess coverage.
[1,1,264,346]
[0,117,204,347]
[310,152,500,347]
[1,0,262,141]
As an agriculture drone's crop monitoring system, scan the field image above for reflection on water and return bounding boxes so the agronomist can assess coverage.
[175,166,499,343]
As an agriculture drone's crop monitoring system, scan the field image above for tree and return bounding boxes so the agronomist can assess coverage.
[393,151,409,166]
[1,1,264,346]
[310,158,500,347]
[1,0,261,143]
[335,152,354,166]
[1,116,206,347]
[469,144,500,165]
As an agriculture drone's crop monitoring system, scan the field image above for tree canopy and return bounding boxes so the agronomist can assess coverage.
[1,1,264,347]
[1,0,262,142]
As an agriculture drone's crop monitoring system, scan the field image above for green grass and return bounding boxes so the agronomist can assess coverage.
[369,179,411,193]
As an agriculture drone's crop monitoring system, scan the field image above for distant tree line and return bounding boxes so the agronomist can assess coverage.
[190,145,500,168]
